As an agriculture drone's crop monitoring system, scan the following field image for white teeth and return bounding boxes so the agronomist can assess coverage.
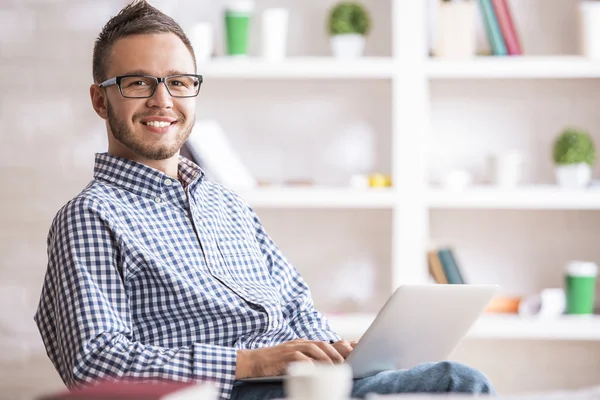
[145,121,172,128]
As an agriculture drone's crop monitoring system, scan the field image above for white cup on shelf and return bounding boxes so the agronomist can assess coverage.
[432,0,477,58]
[579,1,600,59]
[518,288,566,318]
[490,151,524,188]
[441,169,473,191]
[189,22,214,62]
[261,8,289,61]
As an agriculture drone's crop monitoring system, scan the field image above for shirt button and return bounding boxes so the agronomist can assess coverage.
[154,197,162,203]
[164,179,172,186]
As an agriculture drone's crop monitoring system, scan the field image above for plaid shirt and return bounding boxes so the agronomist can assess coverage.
[34,153,340,399]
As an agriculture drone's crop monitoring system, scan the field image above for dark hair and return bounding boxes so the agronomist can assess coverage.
[92,0,196,83]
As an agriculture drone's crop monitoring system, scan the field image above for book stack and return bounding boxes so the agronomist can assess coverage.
[428,247,521,313]
[428,248,466,285]
[478,0,522,56]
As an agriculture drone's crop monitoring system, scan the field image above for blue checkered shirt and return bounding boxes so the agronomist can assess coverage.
[34,153,341,399]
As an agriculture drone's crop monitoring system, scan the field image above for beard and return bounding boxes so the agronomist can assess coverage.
[106,101,193,161]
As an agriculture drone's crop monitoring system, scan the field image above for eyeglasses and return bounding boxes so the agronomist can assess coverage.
[98,74,203,98]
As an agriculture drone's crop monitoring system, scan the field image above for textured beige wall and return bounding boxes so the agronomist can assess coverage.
[0,1,116,398]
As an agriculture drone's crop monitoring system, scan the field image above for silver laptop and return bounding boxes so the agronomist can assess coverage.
[240,284,498,382]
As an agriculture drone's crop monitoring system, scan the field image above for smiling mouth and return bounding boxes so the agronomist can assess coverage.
[142,121,176,128]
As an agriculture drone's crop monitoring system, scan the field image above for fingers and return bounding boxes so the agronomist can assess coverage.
[350,340,358,348]
[288,350,313,364]
[331,340,354,359]
[312,341,345,364]
[297,342,336,364]
[286,339,348,364]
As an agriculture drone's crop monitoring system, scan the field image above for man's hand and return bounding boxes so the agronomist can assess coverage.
[235,339,350,380]
[330,339,358,360]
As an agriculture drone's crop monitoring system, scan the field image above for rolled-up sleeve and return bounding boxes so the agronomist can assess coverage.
[34,197,237,399]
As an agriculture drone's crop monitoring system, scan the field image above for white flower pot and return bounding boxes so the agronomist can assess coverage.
[331,34,365,59]
[555,163,592,189]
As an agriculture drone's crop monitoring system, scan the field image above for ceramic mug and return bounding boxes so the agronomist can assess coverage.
[284,361,353,400]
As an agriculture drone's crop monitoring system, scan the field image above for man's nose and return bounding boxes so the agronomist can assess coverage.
[147,81,173,108]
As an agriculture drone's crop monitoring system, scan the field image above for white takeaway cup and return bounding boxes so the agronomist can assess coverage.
[261,8,289,61]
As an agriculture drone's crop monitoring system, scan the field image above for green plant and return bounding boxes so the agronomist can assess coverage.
[553,127,596,166]
[328,2,371,36]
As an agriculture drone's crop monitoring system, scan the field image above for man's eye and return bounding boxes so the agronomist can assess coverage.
[133,81,148,86]
[170,80,184,86]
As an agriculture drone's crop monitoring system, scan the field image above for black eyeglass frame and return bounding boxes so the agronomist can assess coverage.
[98,74,203,98]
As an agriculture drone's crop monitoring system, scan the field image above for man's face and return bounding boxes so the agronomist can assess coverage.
[101,33,196,161]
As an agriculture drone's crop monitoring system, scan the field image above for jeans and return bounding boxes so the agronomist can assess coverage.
[230,361,496,399]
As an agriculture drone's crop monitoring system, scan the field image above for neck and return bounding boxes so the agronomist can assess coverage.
[138,155,179,178]
[108,145,180,179]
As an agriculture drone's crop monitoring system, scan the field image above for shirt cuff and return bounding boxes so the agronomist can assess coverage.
[193,343,237,400]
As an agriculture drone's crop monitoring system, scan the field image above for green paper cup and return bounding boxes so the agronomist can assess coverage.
[225,1,254,56]
[565,261,598,315]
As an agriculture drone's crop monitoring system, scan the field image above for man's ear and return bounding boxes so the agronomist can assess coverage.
[90,84,108,120]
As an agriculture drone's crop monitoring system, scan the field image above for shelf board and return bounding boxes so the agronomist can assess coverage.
[326,313,600,341]
[427,56,600,79]
[237,186,396,209]
[428,185,600,210]
[197,57,394,79]
[468,314,600,340]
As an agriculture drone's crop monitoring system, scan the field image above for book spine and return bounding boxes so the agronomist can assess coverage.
[437,249,465,285]
[428,250,449,284]
[447,249,466,284]
[478,0,508,56]
[491,0,522,55]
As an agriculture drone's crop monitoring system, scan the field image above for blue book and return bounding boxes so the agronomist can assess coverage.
[479,0,508,56]
[437,248,466,285]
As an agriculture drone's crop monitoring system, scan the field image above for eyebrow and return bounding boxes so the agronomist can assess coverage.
[120,69,193,76]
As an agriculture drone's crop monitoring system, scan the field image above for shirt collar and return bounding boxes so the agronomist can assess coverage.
[93,152,204,199]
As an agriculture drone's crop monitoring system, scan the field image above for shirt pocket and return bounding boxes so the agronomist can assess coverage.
[216,237,275,289]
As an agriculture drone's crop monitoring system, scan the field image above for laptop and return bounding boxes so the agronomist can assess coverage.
[240,284,498,382]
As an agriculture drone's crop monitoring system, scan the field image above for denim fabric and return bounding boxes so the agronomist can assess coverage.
[230,361,496,399]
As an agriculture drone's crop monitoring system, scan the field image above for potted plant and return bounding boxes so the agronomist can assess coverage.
[553,127,596,189]
[328,2,371,59]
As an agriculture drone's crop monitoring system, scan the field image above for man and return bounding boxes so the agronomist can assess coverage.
[34,1,495,399]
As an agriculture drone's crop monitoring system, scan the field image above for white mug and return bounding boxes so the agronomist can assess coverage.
[518,288,566,318]
[491,151,523,188]
[284,362,353,400]
[579,2,600,59]
[189,23,214,62]
[261,8,289,61]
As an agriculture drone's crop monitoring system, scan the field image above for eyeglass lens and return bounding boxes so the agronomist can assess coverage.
[120,75,200,98]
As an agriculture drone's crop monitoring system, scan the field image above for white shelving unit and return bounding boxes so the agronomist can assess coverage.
[199,0,599,345]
